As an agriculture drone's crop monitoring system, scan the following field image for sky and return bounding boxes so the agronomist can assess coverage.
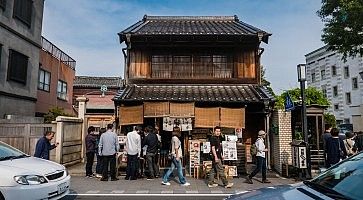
[42,0,325,94]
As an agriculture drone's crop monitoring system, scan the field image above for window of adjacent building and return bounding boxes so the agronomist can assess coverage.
[38,68,50,92]
[321,69,326,80]
[331,65,337,76]
[321,85,327,98]
[344,118,350,124]
[352,77,358,89]
[344,66,350,78]
[7,49,28,84]
[57,80,67,100]
[333,86,338,97]
[311,73,316,82]
[345,92,351,104]
[0,0,5,11]
[13,0,32,27]
[334,104,339,111]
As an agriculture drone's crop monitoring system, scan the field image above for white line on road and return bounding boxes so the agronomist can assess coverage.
[67,193,235,197]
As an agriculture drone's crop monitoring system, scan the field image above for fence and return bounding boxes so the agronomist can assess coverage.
[0,116,83,166]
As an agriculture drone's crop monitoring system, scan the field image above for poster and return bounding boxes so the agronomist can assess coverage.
[202,142,210,153]
[235,128,243,139]
[222,141,237,160]
[163,117,193,131]
[225,135,238,142]
[189,140,201,175]
[118,136,127,144]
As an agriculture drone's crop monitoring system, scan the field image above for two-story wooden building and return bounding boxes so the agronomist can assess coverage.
[115,15,274,170]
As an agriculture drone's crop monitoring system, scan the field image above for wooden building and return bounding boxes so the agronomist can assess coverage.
[115,15,274,172]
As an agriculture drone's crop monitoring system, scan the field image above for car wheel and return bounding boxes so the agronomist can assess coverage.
[0,192,4,200]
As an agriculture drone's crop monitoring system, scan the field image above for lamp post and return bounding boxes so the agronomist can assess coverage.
[297,64,311,179]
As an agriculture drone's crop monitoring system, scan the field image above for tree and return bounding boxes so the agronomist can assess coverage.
[44,107,73,123]
[274,87,330,110]
[324,113,336,127]
[317,0,363,59]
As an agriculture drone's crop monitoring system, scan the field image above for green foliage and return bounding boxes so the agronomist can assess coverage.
[44,107,73,123]
[275,87,330,110]
[317,0,363,59]
[324,113,337,128]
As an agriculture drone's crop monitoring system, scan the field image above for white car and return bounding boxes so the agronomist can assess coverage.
[0,141,70,200]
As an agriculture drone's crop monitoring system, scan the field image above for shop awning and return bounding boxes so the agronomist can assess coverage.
[113,84,274,103]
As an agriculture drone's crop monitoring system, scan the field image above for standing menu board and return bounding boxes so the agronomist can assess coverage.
[189,140,201,175]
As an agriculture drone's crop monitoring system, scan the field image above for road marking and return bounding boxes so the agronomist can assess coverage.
[67,193,232,197]
[85,190,100,194]
[185,190,198,194]
[111,190,125,193]
[210,190,223,193]
[136,190,149,194]
[161,190,173,194]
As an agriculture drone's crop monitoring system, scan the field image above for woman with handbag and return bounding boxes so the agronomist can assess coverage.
[161,127,190,186]
[326,128,347,167]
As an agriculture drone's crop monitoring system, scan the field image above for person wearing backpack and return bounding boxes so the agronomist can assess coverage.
[246,130,270,184]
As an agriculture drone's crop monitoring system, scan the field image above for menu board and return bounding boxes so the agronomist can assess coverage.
[189,140,201,174]
[222,141,237,160]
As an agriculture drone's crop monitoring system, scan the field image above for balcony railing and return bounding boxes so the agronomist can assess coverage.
[41,36,76,70]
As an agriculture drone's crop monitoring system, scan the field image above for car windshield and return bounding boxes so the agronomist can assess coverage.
[311,152,363,200]
[0,142,28,161]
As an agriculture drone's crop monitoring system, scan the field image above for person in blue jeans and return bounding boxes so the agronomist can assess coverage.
[162,127,190,186]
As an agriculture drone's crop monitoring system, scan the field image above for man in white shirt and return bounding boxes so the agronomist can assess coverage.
[246,130,270,184]
[125,126,142,180]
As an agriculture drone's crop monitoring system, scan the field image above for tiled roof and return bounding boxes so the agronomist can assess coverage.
[114,84,274,103]
[86,95,115,109]
[74,76,123,88]
[119,15,271,43]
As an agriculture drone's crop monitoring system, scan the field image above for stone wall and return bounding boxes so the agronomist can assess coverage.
[272,110,292,174]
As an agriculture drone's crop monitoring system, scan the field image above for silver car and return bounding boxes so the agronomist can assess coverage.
[226,152,363,200]
[0,141,70,200]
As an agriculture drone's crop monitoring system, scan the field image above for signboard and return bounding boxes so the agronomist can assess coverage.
[163,117,193,131]
[118,136,127,144]
[292,146,307,169]
[228,166,237,177]
[235,128,243,139]
[222,141,237,160]
[189,140,201,175]
[202,142,210,153]
[225,135,238,142]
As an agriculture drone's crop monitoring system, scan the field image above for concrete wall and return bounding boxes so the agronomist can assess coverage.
[272,110,292,174]
[0,0,45,117]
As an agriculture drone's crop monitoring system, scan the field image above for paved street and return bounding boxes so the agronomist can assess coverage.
[63,174,296,199]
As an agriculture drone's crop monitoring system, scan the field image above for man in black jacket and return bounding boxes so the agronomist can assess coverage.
[34,131,58,160]
[143,126,159,180]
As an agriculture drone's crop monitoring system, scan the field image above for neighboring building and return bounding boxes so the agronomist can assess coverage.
[35,37,76,117]
[115,15,274,172]
[305,45,363,132]
[0,0,45,117]
[73,76,123,131]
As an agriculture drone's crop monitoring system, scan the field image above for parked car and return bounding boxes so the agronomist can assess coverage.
[225,152,363,200]
[0,141,70,200]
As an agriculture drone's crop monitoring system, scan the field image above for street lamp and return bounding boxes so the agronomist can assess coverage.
[297,64,311,179]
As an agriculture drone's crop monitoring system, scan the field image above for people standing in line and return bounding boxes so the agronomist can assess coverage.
[207,126,233,188]
[85,126,97,178]
[344,132,356,157]
[325,128,347,167]
[353,131,363,153]
[143,126,160,180]
[138,129,146,179]
[246,130,270,184]
[95,128,106,178]
[322,124,332,167]
[125,126,142,180]
[34,130,59,160]
[154,125,161,178]
[98,124,119,181]
[162,127,190,186]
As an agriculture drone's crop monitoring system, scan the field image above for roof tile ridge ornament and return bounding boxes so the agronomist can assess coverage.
[143,15,237,21]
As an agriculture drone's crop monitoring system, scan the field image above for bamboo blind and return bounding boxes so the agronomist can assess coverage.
[129,50,150,78]
[119,105,144,125]
[169,102,195,117]
[143,102,169,117]
[194,107,220,128]
[220,107,245,128]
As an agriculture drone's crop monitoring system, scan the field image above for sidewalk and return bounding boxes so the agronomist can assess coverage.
[67,162,297,194]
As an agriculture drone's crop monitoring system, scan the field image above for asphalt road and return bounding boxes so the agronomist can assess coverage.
[63,194,227,200]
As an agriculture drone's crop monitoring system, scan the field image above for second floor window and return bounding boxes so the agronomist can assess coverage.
[57,80,67,100]
[331,65,337,76]
[13,0,32,27]
[321,85,327,98]
[352,77,358,89]
[321,69,326,80]
[344,66,350,78]
[333,86,338,97]
[8,49,28,84]
[345,92,351,104]
[311,73,316,82]
[38,68,50,92]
